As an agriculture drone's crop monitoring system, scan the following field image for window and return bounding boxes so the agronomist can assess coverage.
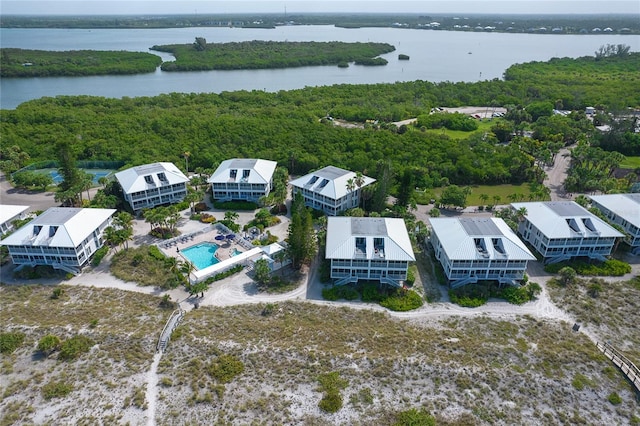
[144,175,154,184]
[157,172,167,182]
[230,169,237,179]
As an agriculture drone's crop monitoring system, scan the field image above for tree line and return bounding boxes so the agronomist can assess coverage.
[0,49,162,78]
[1,51,637,194]
[151,40,395,71]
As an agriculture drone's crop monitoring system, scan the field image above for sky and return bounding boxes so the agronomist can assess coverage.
[1,1,639,16]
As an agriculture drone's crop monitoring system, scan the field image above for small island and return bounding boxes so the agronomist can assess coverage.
[0,49,163,78]
[151,39,395,71]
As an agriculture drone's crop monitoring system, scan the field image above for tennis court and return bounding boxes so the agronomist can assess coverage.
[40,169,114,185]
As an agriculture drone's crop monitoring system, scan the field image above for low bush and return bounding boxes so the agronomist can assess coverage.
[37,334,62,355]
[405,267,416,286]
[380,289,424,311]
[213,201,257,211]
[148,245,165,260]
[194,202,208,212]
[42,380,73,400]
[58,335,95,361]
[51,287,64,299]
[207,355,245,384]
[394,408,436,426]
[0,332,25,354]
[361,282,385,303]
[499,286,531,305]
[545,258,631,276]
[91,245,109,266]
[218,219,240,233]
[207,264,244,282]
[322,285,359,301]
[199,213,216,223]
[449,289,488,307]
[608,392,622,405]
[317,372,348,413]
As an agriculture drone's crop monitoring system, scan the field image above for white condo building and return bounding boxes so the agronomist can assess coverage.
[590,193,640,255]
[326,217,415,287]
[0,207,116,275]
[208,158,277,202]
[0,205,29,236]
[512,201,623,264]
[115,162,189,212]
[290,166,375,216]
[430,217,535,288]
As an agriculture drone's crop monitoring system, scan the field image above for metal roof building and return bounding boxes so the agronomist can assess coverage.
[430,217,534,288]
[208,158,277,202]
[0,207,116,274]
[0,204,29,236]
[326,217,414,287]
[512,201,623,264]
[589,193,640,254]
[290,166,375,215]
[115,162,189,211]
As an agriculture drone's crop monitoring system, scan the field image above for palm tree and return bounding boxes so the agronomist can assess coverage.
[479,193,489,206]
[224,210,239,222]
[183,151,191,173]
[354,172,365,208]
[492,195,502,207]
[346,178,355,208]
[273,249,288,276]
[516,207,528,222]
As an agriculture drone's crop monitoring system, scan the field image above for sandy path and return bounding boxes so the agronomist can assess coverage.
[544,147,572,200]
[145,352,162,426]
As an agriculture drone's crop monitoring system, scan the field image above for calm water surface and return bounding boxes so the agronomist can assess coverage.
[1,26,638,109]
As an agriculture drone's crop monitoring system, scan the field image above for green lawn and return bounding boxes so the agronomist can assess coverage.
[420,183,545,206]
[620,156,640,169]
[421,120,494,140]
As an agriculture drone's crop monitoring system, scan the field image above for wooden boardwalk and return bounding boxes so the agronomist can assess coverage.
[157,309,185,353]
[596,341,640,394]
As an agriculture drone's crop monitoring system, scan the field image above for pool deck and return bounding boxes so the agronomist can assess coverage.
[158,227,262,281]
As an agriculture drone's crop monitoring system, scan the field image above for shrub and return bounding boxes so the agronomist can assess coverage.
[59,335,94,361]
[51,287,64,299]
[91,245,109,266]
[194,202,208,212]
[317,372,348,413]
[608,392,622,405]
[500,286,530,305]
[148,245,165,261]
[545,259,631,276]
[361,283,384,303]
[213,201,257,210]
[190,213,201,221]
[405,267,416,286]
[319,391,343,413]
[394,408,436,426]
[207,355,245,383]
[199,213,216,223]
[37,334,62,355]
[322,285,359,301]
[449,290,487,307]
[0,332,25,354]
[42,380,73,400]
[380,289,424,311]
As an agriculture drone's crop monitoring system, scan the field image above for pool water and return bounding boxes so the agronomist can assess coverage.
[231,248,243,257]
[181,243,220,270]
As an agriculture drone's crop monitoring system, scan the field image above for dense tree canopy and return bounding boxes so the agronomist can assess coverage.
[0,49,162,77]
[152,40,395,71]
[1,52,637,191]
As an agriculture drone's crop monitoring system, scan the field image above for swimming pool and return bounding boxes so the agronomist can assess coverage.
[181,243,220,270]
[231,248,243,257]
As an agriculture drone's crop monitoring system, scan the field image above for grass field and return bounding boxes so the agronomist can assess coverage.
[620,156,640,169]
[422,120,494,140]
[417,183,541,206]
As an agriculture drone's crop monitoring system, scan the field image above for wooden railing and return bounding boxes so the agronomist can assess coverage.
[157,309,185,353]
[596,341,640,393]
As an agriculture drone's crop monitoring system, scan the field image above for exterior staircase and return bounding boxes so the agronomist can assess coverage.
[157,309,185,353]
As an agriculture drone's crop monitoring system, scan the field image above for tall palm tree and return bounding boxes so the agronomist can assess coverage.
[479,193,489,206]
[183,151,191,173]
[354,172,365,208]
[346,178,355,208]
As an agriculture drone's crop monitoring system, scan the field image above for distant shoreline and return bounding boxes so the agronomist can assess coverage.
[1,13,638,35]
